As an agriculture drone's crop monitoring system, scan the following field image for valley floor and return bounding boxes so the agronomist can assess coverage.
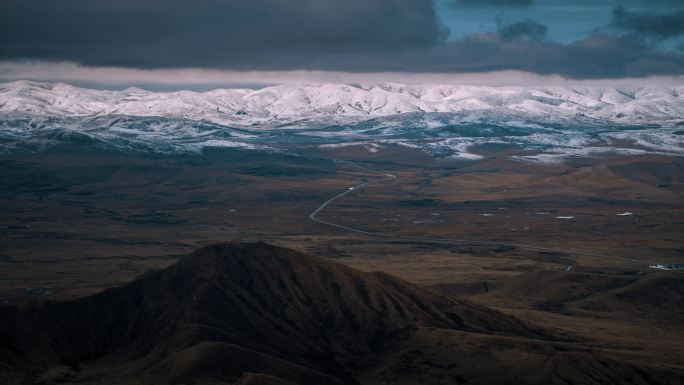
[0,144,682,383]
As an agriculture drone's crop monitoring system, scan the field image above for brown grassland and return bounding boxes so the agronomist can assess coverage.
[1,143,682,384]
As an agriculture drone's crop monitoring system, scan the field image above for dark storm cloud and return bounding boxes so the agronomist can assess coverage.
[0,0,446,67]
[611,6,684,39]
[365,33,684,78]
[1,0,684,78]
[198,32,682,79]
[497,20,547,41]
[454,0,534,8]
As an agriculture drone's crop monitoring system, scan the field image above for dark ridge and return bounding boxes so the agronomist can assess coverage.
[0,242,543,384]
[1,242,681,385]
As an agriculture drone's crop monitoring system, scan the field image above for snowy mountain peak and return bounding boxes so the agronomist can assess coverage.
[1,80,683,127]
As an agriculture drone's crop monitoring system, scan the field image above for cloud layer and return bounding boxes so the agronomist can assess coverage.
[611,6,684,39]
[454,0,534,8]
[0,0,445,68]
[1,0,684,79]
[498,20,548,41]
[4,61,682,90]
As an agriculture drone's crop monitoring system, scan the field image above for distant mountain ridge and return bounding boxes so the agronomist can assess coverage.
[2,81,683,127]
[2,81,683,161]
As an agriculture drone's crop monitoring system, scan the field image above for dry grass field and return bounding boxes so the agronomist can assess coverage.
[1,144,682,384]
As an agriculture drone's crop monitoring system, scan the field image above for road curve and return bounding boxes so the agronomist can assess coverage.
[309,161,660,266]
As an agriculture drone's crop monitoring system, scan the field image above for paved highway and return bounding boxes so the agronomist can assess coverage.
[309,161,660,266]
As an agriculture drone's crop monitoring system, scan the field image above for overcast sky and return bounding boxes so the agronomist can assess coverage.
[1,0,684,88]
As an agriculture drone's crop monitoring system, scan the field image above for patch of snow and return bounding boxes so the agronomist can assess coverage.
[2,81,683,159]
[3,81,683,128]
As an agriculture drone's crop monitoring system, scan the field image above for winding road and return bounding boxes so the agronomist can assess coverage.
[309,161,660,266]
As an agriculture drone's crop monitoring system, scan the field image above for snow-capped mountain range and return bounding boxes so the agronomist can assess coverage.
[1,81,682,161]
[2,80,683,127]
